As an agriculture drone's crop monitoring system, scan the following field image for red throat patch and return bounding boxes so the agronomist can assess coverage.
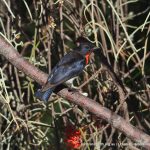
[85,52,91,65]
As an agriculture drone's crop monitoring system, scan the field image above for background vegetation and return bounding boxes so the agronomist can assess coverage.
[0,0,150,149]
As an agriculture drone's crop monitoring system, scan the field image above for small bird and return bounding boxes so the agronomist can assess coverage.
[35,37,98,102]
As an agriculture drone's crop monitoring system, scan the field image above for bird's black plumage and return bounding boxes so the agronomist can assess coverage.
[35,37,96,101]
[42,51,86,91]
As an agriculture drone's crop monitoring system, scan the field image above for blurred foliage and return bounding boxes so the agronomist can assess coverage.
[0,0,150,149]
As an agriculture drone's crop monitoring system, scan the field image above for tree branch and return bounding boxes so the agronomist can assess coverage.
[0,36,150,149]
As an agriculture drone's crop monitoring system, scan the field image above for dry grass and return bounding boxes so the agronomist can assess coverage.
[0,0,150,149]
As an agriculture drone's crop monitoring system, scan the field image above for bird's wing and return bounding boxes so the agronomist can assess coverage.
[41,51,85,92]
[56,51,83,67]
[48,51,81,77]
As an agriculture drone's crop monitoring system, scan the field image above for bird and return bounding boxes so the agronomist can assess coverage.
[35,37,98,102]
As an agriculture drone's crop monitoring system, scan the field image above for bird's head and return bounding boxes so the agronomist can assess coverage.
[75,37,98,55]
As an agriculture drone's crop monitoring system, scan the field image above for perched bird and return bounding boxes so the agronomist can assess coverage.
[35,37,98,102]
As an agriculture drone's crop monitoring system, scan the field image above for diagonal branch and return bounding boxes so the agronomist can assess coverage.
[0,36,150,149]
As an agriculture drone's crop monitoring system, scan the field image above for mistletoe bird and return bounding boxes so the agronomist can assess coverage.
[35,37,98,102]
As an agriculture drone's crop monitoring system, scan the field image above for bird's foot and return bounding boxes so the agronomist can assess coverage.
[68,87,80,93]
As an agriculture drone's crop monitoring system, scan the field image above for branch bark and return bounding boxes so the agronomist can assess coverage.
[0,36,150,149]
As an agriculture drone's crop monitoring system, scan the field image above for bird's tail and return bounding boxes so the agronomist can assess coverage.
[34,88,54,102]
